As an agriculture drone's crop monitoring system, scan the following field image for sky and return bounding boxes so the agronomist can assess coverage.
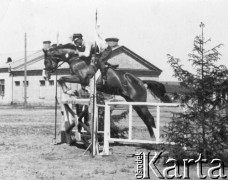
[0,0,228,81]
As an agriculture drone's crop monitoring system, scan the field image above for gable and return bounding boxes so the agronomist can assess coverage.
[11,51,69,71]
[109,46,162,73]
[108,52,148,70]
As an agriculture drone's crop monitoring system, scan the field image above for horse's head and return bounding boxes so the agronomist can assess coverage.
[42,43,75,80]
[42,47,59,80]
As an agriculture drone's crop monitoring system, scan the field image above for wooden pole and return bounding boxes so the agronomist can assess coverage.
[103,103,110,155]
[91,8,98,157]
[24,32,27,106]
[91,75,97,157]
[54,70,58,142]
[128,105,133,140]
[54,32,59,143]
[156,106,160,143]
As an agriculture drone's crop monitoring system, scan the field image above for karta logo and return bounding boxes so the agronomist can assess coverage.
[135,152,227,179]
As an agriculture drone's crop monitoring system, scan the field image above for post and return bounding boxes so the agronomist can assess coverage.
[128,104,133,140]
[54,70,58,143]
[91,75,97,157]
[11,71,13,104]
[63,104,72,144]
[103,103,111,155]
[54,33,59,143]
[156,106,160,143]
[24,32,27,106]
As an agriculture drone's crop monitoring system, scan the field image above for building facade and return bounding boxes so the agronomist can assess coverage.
[0,45,162,105]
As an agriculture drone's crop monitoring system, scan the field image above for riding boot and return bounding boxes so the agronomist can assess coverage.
[101,68,107,85]
[102,75,107,85]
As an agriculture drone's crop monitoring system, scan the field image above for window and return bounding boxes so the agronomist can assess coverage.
[0,79,5,96]
[15,81,20,86]
[49,80,54,86]
[23,81,29,87]
[40,80,45,86]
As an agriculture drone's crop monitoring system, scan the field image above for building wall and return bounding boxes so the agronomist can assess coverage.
[0,74,81,106]
[0,72,159,105]
[0,72,13,104]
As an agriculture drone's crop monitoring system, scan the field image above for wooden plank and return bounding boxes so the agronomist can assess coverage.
[156,106,160,143]
[128,105,133,140]
[107,138,168,144]
[61,96,90,105]
[103,104,111,155]
[106,102,179,106]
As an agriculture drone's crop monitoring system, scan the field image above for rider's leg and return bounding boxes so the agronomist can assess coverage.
[99,62,107,83]
[98,46,112,84]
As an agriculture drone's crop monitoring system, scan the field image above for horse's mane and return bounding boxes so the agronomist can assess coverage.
[51,43,76,51]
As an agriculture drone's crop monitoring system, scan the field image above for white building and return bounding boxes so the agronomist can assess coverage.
[0,44,162,105]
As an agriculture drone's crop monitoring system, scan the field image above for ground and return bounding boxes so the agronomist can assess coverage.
[0,106,227,180]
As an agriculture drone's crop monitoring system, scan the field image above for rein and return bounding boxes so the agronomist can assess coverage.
[56,61,65,69]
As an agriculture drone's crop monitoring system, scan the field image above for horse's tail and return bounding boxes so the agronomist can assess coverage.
[142,80,172,103]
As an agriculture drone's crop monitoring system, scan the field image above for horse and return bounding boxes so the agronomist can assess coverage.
[43,43,171,137]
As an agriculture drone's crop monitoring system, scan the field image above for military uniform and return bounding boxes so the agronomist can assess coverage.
[97,45,112,81]
[72,33,117,84]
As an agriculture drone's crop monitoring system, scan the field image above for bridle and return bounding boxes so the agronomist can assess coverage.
[44,46,100,74]
[44,53,65,73]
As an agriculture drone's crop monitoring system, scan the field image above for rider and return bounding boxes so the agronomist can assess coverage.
[96,37,119,84]
[72,33,118,84]
[72,33,92,61]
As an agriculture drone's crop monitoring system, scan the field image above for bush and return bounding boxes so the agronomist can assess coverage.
[97,92,128,139]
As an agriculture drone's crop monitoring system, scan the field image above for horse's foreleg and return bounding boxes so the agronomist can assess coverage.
[58,75,81,95]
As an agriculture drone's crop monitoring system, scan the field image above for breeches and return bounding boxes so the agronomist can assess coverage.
[98,47,112,74]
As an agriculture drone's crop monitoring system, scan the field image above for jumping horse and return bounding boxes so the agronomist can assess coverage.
[43,43,171,137]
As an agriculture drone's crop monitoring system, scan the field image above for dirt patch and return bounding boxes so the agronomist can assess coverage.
[0,107,227,179]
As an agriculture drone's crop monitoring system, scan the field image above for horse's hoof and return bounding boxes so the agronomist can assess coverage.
[73,90,79,96]
[66,90,75,96]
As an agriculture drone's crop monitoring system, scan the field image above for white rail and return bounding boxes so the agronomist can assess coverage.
[103,101,179,155]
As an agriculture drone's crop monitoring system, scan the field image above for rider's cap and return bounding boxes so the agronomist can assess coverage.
[43,41,51,50]
[72,33,83,41]
[105,38,119,42]
[105,38,119,48]
[43,41,51,44]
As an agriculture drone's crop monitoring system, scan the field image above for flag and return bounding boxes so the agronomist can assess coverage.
[95,9,106,52]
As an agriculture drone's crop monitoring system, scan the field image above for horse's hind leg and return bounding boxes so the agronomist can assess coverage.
[133,105,156,137]
[58,75,81,95]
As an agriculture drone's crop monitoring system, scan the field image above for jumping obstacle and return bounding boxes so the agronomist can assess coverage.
[102,101,180,155]
[59,74,99,157]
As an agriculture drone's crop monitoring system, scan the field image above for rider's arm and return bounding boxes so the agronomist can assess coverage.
[78,42,91,57]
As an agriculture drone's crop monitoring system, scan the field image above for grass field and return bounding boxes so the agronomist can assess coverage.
[0,105,227,180]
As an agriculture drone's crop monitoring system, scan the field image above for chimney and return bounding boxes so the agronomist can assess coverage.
[43,41,51,50]
[105,38,119,48]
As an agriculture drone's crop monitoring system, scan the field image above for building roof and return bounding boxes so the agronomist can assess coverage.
[161,81,190,94]
[10,50,44,70]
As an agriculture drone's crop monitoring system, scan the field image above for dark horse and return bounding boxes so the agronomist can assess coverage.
[43,43,171,137]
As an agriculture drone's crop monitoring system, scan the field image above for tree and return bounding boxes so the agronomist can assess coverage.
[165,22,228,160]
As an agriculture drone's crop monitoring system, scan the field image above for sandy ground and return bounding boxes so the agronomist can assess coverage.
[0,106,227,180]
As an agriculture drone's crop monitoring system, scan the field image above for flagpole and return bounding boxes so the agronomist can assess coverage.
[91,9,99,157]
